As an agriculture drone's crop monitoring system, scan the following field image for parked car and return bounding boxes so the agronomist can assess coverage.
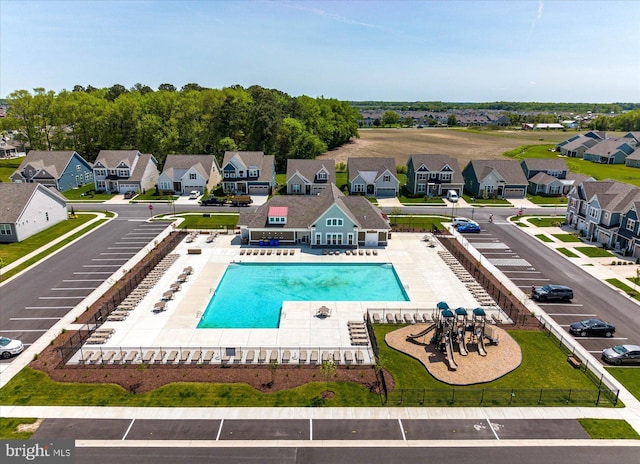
[569,319,615,337]
[452,217,478,227]
[456,222,481,233]
[0,336,24,359]
[532,284,573,302]
[446,190,459,202]
[123,191,136,199]
[602,344,640,365]
[189,191,200,200]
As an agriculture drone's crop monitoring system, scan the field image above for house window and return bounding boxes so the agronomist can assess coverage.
[117,169,129,177]
[96,180,106,189]
[383,174,391,182]
[292,184,301,193]
[76,164,81,172]
[238,171,245,178]
[94,169,106,176]
[0,224,11,235]
[347,233,354,245]
[315,233,322,245]
[189,173,197,180]
[417,173,427,181]
[429,172,437,179]
[484,185,494,193]
[589,208,598,219]
[85,173,91,181]
[627,219,636,232]
[317,171,327,180]
[417,184,426,193]
[268,216,286,224]
[326,218,343,227]
[440,173,452,181]
[353,184,365,193]
[248,169,258,177]
[326,233,343,245]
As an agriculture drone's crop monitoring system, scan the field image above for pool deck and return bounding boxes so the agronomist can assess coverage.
[71,232,506,365]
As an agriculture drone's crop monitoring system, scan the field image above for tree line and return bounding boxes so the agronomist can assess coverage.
[0,84,360,171]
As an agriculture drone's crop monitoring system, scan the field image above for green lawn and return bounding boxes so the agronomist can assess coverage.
[607,368,640,402]
[0,158,23,182]
[174,213,239,230]
[535,234,553,243]
[557,247,579,258]
[521,216,565,227]
[63,183,113,201]
[574,247,614,258]
[527,195,568,205]
[578,419,640,439]
[389,215,447,230]
[135,188,178,201]
[605,278,640,302]
[552,233,582,242]
[504,144,640,188]
[462,194,511,206]
[0,213,96,266]
[0,418,38,439]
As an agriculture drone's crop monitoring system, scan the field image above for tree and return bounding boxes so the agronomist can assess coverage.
[402,116,414,127]
[373,118,381,127]
[320,358,336,395]
[158,83,176,92]
[447,114,458,126]
[181,83,205,92]
[131,83,153,95]
[105,84,128,101]
[382,111,400,127]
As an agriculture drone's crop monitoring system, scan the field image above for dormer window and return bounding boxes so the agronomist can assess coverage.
[383,174,391,182]
[248,169,258,178]
[268,206,288,225]
[317,171,327,180]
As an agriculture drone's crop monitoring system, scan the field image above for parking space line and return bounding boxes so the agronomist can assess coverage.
[92,258,129,261]
[2,329,48,333]
[509,278,550,281]
[25,306,74,309]
[83,265,121,268]
[216,419,224,441]
[501,270,541,273]
[74,271,112,274]
[539,303,584,306]
[122,419,135,440]
[52,287,96,291]
[582,337,627,340]
[107,247,140,250]
[398,419,406,441]
[546,313,595,317]
[39,296,87,299]
[100,252,134,255]
[62,279,104,282]
[309,418,313,441]
[485,418,500,440]
[10,317,60,321]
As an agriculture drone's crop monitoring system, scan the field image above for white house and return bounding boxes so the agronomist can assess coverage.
[0,183,68,243]
[158,154,221,195]
[93,150,159,194]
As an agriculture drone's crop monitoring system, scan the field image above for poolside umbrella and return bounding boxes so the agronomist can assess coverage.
[437,301,449,310]
[473,308,486,317]
[454,307,468,316]
[441,309,454,318]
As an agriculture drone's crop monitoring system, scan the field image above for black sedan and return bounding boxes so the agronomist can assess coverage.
[569,319,615,337]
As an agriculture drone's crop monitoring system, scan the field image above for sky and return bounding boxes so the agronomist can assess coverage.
[1,0,639,102]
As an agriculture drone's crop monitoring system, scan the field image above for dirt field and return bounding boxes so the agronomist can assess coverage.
[319,128,571,166]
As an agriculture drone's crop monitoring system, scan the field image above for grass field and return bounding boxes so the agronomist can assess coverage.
[0,158,23,182]
[575,247,614,258]
[557,247,579,258]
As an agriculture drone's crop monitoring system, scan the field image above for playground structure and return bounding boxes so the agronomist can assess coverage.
[406,302,495,371]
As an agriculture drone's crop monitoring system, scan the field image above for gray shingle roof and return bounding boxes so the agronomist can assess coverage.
[239,184,389,231]
[466,159,528,185]
[222,151,274,183]
[129,153,156,181]
[408,154,464,183]
[286,159,336,184]
[521,158,568,171]
[348,157,396,183]
[16,151,82,179]
[0,183,66,223]
[94,150,141,168]
[162,154,217,180]
[585,138,633,157]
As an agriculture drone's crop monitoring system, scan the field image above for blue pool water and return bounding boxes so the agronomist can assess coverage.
[197,263,409,329]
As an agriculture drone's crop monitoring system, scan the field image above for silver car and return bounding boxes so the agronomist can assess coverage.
[602,344,640,365]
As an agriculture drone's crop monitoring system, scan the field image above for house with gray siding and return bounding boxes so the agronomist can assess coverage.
[347,157,399,197]
[286,159,335,195]
[10,150,93,192]
[556,131,605,158]
[462,159,528,199]
[239,184,390,248]
[583,138,636,164]
[93,150,159,194]
[0,183,67,243]
[405,154,463,197]
[158,154,221,195]
[614,201,640,258]
[221,151,275,195]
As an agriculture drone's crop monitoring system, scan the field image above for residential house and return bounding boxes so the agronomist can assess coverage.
[93,150,159,194]
[522,123,565,130]
[10,150,93,192]
[583,138,636,164]
[405,154,463,197]
[286,159,335,195]
[0,183,68,243]
[521,158,568,196]
[625,150,640,168]
[221,151,275,195]
[462,159,528,199]
[613,200,640,258]
[556,131,607,158]
[566,180,640,247]
[158,154,221,195]
[239,184,390,248]
[622,132,640,147]
[347,157,399,197]
[0,140,18,158]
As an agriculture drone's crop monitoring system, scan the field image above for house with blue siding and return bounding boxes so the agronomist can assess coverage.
[583,138,636,164]
[614,200,640,258]
[405,154,463,197]
[10,150,93,192]
[239,184,390,248]
[221,151,275,195]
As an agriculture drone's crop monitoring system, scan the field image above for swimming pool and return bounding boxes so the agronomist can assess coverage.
[197,263,409,328]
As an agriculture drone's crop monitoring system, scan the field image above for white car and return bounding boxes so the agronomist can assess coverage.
[189,191,200,200]
[452,217,478,227]
[0,336,24,359]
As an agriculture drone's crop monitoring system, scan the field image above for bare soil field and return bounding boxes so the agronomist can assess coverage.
[320,128,572,166]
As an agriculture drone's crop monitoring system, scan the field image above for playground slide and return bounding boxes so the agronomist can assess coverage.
[445,337,458,370]
[458,327,468,356]
[407,323,436,340]
[477,327,487,356]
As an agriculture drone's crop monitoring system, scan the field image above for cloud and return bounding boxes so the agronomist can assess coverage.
[528,1,544,38]
[271,0,383,30]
